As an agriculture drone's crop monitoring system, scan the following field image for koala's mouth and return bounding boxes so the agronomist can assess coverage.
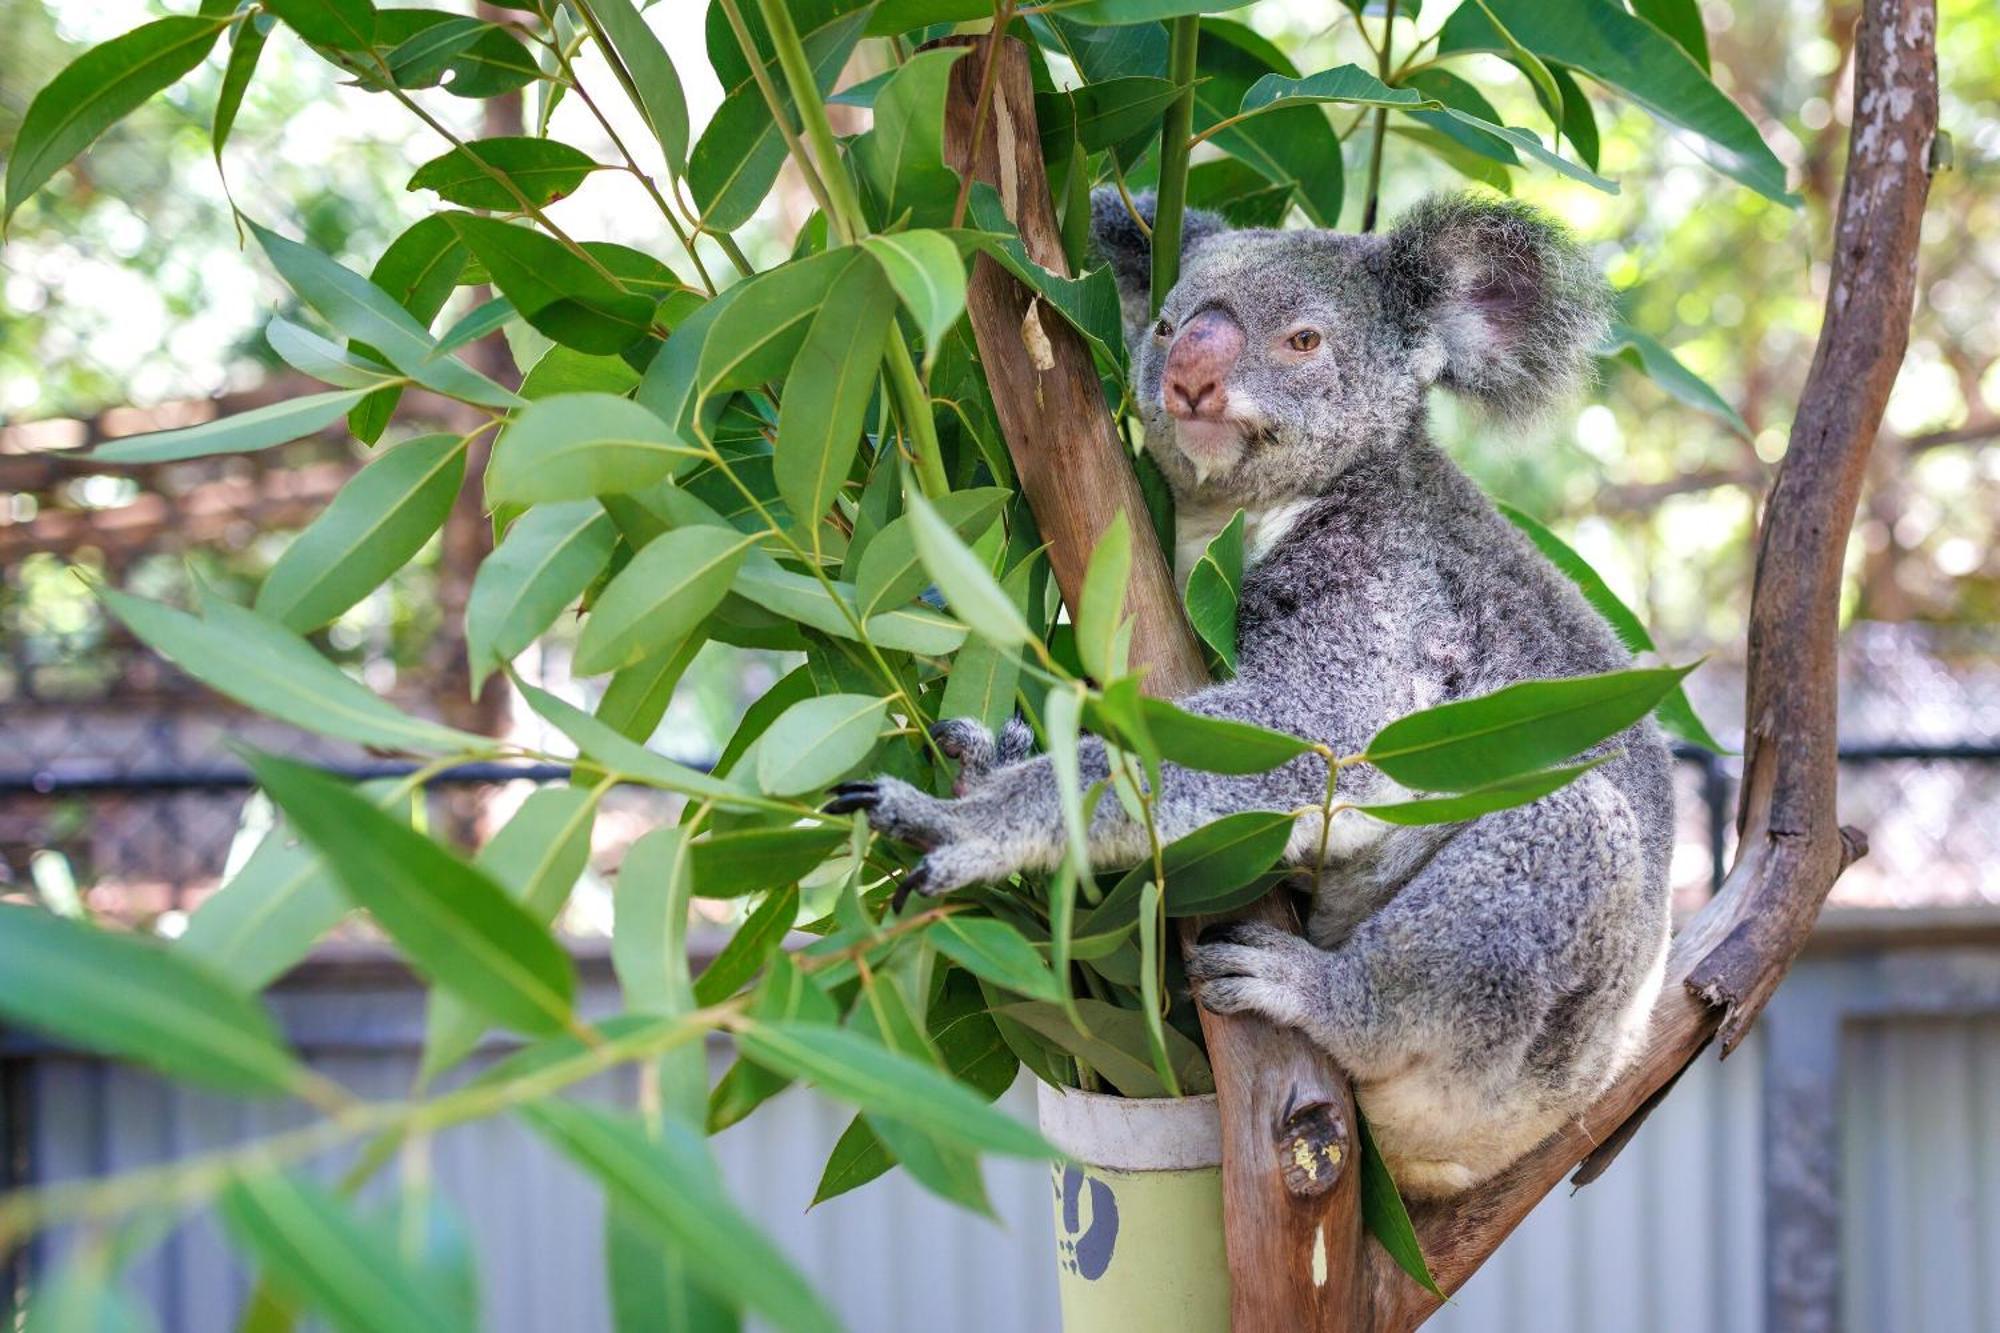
[1172,417,1252,485]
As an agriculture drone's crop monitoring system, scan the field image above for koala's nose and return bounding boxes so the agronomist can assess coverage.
[1163,310,1243,419]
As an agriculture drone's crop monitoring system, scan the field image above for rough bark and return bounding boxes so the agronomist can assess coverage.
[933,33,1367,1329]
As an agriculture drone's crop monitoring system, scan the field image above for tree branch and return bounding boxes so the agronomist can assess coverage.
[1366,2,1937,1324]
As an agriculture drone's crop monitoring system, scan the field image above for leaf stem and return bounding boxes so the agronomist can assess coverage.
[1150,15,1201,315]
[747,0,869,242]
[1362,0,1399,233]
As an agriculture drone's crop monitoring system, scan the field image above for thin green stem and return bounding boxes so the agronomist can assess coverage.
[884,333,950,497]
[1361,0,1399,233]
[1150,16,1201,314]
[752,0,869,242]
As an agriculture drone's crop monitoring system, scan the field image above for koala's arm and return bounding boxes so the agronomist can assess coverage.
[829,679,1332,900]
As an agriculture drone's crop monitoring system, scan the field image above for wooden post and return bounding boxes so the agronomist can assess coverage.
[933,33,1369,1330]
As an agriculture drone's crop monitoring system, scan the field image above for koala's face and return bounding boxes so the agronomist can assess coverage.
[1093,191,1610,510]
[1132,230,1426,506]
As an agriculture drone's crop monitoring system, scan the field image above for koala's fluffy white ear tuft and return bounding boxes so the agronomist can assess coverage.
[1384,194,1611,426]
[1089,188,1227,334]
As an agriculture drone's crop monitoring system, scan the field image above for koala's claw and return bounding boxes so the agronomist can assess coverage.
[823,781,878,815]
[930,715,1037,794]
[1188,922,1325,1030]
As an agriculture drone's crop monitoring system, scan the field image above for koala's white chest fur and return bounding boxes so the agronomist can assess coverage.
[1173,496,1318,590]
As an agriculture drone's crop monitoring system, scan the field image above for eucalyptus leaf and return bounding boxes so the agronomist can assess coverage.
[755,694,891,796]
[467,501,618,689]
[487,392,700,505]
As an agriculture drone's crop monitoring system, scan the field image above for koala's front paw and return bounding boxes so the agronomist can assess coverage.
[824,777,993,910]
[930,716,1035,795]
[1187,922,1327,1031]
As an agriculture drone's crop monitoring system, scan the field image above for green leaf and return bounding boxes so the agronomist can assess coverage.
[1060,0,1254,24]
[695,250,860,402]
[255,433,465,632]
[1039,76,1182,159]
[468,501,617,689]
[1358,1111,1444,1297]
[688,826,848,898]
[775,258,895,535]
[583,0,691,174]
[1363,665,1696,791]
[1357,757,1609,825]
[733,558,968,656]
[961,193,1125,364]
[852,47,968,230]
[247,221,519,409]
[756,694,891,796]
[1433,108,1614,192]
[1135,880,1181,1095]
[688,9,868,231]
[446,214,656,354]
[5,16,228,223]
[524,1102,839,1333]
[1135,696,1313,774]
[846,971,993,1215]
[213,13,270,167]
[737,1021,1055,1159]
[607,1195,740,1333]
[422,787,600,1080]
[1401,68,1521,168]
[693,884,799,1005]
[1437,0,1794,203]
[994,999,1214,1097]
[0,904,301,1096]
[612,825,710,1127]
[219,1172,468,1333]
[178,781,410,989]
[408,136,602,209]
[1194,22,1341,226]
[1549,63,1601,171]
[854,487,1006,617]
[906,489,1030,648]
[1084,809,1294,928]
[91,387,372,463]
[249,753,577,1036]
[267,317,401,389]
[813,1116,896,1207]
[519,345,643,400]
[860,231,968,373]
[1496,502,1728,752]
[1630,0,1709,73]
[930,917,1064,1004]
[516,680,751,803]
[264,0,376,50]
[487,393,699,505]
[1240,63,1428,114]
[576,526,753,674]
[1077,511,1132,681]
[1603,319,1750,437]
[1184,509,1244,672]
[102,590,483,753]
[349,214,470,442]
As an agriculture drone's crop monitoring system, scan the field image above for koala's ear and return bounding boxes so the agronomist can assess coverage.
[1089,188,1226,327]
[1383,194,1611,425]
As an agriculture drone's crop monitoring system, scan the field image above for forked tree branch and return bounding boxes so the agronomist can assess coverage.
[1368,1,1937,1325]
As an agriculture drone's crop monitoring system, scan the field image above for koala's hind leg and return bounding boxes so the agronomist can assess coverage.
[1188,774,1662,1191]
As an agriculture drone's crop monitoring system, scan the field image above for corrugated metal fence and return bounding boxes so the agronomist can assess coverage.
[8,911,2000,1332]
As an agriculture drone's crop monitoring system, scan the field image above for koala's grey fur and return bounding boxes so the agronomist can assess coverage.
[834,191,1672,1198]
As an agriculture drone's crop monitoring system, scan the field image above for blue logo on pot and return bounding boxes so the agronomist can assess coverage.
[1053,1164,1119,1281]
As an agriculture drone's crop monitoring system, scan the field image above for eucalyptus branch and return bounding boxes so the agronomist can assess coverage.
[1150,16,1201,314]
[1361,0,1400,233]
[752,0,871,242]
[714,0,844,232]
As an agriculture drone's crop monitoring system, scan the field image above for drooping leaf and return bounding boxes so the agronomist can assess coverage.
[348,213,470,441]
[1362,665,1696,791]
[213,13,271,167]
[860,231,969,372]
[92,388,373,463]
[1496,502,1729,752]
[737,1021,1055,1159]
[687,826,849,898]
[906,489,1030,649]
[774,257,896,536]
[929,917,1063,1004]
[1358,1111,1444,1297]
[468,501,617,689]
[0,904,302,1096]
[446,213,657,354]
[755,694,891,796]
[1629,0,1710,73]
[5,16,228,223]
[575,526,753,674]
[993,998,1213,1097]
[249,753,578,1036]
[692,884,799,1005]
[732,558,968,656]
[1193,21,1342,226]
[523,1102,839,1333]
[1184,508,1245,673]
[581,0,691,174]
[486,392,700,505]
[264,0,376,50]
[516,680,751,804]
[256,432,466,632]
[219,1172,469,1333]
[1601,319,1751,437]
[1239,63,1429,115]
[408,136,603,209]
[852,47,968,231]
[1077,511,1132,681]
[102,590,483,753]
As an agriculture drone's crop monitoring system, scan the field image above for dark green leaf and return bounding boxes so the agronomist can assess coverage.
[853,486,1007,617]
[486,392,700,505]
[1184,508,1244,672]
[1060,0,1253,24]
[993,999,1213,1097]
[930,916,1063,1003]
[265,0,376,50]
[408,136,603,209]
[1602,319,1750,437]
[1136,696,1313,774]
[1362,665,1695,791]
[584,0,691,173]
[756,694,890,796]
[1630,0,1710,72]
[445,213,656,354]
[688,826,848,898]
[1084,809,1294,928]
[1496,502,1728,752]
[774,257,895,534]
[1358,1111,1443,1297]
[91,387,371,463]
[249,753,577,1035]
[349,214,470,441]
[695,250,859,402]
[853,47,967,230]
[0,904,301,1096]
[692,884,799,1005]
[213,14,270,166]
[256,432,466,632]
[575,526,753,674]
[1356,757,1609,825]
[1194,21,1341,226]
[6,16,228,223]
[1039,76,1182,156]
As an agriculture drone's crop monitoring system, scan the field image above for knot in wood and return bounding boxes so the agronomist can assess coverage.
[1274,1098,1349,1199]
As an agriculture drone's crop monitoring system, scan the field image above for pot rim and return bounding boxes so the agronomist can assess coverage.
[1036,1082,1222,1171]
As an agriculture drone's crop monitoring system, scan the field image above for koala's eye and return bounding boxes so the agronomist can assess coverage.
[1153,318,1173,339]
[1287,329,1323,353]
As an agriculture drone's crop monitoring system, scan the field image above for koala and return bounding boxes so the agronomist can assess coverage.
[829,191,1674,1199]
